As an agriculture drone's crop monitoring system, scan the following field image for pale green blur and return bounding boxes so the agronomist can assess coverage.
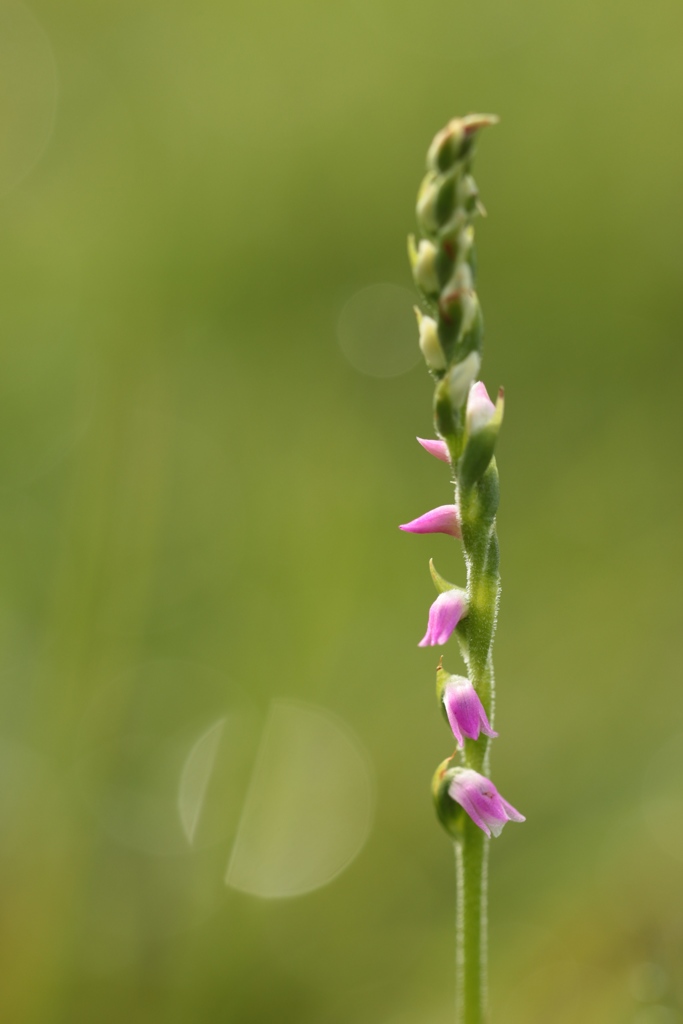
[0,0,682,1021]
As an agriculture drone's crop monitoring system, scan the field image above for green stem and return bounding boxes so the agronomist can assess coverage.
[454,464,500,1024]
[455,825,489,1024]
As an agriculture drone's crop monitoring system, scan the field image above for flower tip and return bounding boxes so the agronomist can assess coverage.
[400,505,460,538]
[470,380,491,403]
[463,113,500,135]
[416,437,450,463]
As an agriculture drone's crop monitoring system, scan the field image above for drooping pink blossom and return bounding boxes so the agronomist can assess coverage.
[400,505,461,539]
[416,437,450,463]
[448,768,524,838]
[443,676,497,747]
[466,381,496,435]
[418,589,468,647]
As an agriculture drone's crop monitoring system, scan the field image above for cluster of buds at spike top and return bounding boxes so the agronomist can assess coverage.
[409,115,498,387]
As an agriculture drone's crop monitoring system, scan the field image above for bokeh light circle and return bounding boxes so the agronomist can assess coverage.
[226,699,375,898]
[336,283,420,377]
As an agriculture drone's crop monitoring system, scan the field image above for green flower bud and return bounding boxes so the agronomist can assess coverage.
[426,114,499,174]
[436,658,450,704]
[409,238,440,296]
[416,170,458,235]
[459,386,505,490]
[427,120,466,174]
[416,173,439,233]
[458,174,479,214]
[415,308,446,371]
[448,260,473,296]
[447,352,482,408]
[439,260,474,336]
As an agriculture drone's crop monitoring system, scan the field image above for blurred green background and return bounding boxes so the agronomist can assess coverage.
[1,0,682,1021]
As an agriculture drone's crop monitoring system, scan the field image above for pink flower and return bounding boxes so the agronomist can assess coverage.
[443,676,497,747]
[466,381,496,434]
[448,768,525,838]
[416,437,450,463]
[400,505,461,538]
[419,589,468,647]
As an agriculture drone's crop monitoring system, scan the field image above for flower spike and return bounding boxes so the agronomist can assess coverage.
[406,116,523,1015]
[399,504,461,538]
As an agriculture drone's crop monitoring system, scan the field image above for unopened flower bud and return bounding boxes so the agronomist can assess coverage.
[416,171,457,235]
[415,309,446,372]
[416,437,450,463]
[466,381,496,434]
[412,239,440,295]
[460,386,505,489]
[426,114,499,174]
[416,174,440,233]
[400,504,461,538]
[448,352,481,408]
[427,119,466,173]
[449,260,473,295]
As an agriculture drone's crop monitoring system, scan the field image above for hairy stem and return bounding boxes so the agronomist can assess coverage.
[455,824,489,1024]
[454,462,500,1023]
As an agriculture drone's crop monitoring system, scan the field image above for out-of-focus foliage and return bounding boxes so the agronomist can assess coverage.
[0,0,682,1021]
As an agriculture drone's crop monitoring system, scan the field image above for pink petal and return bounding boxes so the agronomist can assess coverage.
[400,505,461,538]
[443,678,498,745]
[416,437,450,463]
[418,590,466,647]
[466,381,496,434]
[500,798,525,823]
[443,697,465,747]
[448,768,524,838]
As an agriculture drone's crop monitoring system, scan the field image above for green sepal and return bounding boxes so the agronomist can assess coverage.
[458,174,479,215]
[416,169,459,236]
[436,657,449,703]
[407,233,418,270]
[433,375,458,444]
[436,659,455,725]
[459,388,504,491]
[467,239,478,283]
[435,170,458,229]
[452,298,483,366]
[435,242,456,289]
[432,757,466,840]
[437,289,465,354]
[429,558,458,594]
[469,461,501,527]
